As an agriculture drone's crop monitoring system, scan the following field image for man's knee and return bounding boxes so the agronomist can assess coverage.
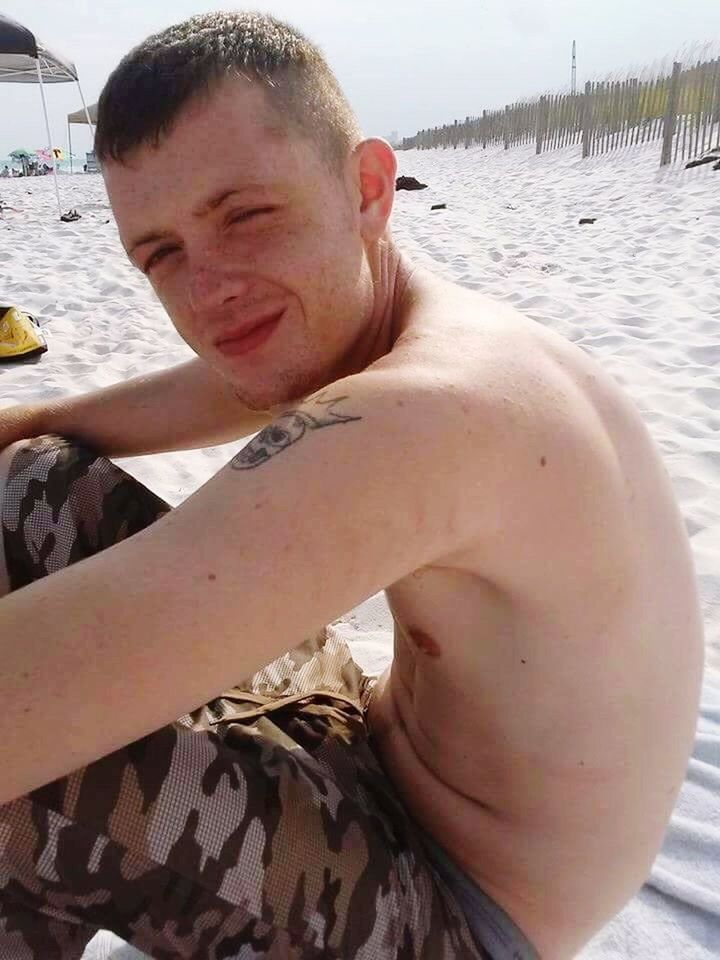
[0,437,98,596]
[0,437,47,504]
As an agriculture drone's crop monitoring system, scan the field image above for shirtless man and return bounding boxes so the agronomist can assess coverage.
[0,11,703,960]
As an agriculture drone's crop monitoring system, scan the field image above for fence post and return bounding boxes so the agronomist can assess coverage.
[582,82,592,158]
[504,105,511,149]
[661,61,682,166]
[536,96,546,154]
[481,110,487,149]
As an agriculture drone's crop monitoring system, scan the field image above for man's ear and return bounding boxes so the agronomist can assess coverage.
[351,138,398,243]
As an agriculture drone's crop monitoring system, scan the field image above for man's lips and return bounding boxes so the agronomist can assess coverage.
[213,308,285,358]
[214,309,285,347]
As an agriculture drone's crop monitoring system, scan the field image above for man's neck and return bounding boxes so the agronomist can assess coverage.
[343,241,419,376]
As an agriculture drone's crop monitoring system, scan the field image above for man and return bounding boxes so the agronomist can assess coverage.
[0,11,704,960]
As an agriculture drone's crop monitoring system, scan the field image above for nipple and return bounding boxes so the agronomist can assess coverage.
[408,627,442,658]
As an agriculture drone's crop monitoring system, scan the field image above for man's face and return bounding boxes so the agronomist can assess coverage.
[104,77,372,410]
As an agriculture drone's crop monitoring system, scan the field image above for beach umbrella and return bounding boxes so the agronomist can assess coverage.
[36,147,64,164]
[0,13,95,218]
[8,148,34,175]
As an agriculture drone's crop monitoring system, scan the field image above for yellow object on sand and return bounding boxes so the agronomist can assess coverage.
[0,306,47,361]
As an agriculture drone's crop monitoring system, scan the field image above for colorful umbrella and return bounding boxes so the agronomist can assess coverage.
[36,147,64,163]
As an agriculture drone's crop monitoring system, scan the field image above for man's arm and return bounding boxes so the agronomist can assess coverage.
[3,356,274,457]
[0,367,500,802]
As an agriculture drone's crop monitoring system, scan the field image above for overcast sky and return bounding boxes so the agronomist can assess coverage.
[1,0,718,162]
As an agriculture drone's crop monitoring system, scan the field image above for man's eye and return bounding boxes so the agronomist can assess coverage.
[144,247,177,272]
[140,208,274,273]
[228,207,273,226]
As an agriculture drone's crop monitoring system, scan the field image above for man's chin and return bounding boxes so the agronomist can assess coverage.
[231,381,313,414]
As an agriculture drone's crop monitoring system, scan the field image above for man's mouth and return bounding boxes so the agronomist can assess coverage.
[214,309,285,357]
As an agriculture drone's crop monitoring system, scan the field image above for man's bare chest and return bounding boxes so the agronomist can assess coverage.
[377,564,517,797]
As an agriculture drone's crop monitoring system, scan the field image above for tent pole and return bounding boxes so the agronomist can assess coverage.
[35,59,63,218]
[68,122,73,175]
[76,82,96,174]
[76,81,96,139]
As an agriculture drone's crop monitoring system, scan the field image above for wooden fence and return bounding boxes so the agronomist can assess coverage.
[400,56,720,167]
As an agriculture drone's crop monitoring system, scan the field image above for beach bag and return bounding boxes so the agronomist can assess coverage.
[0,306,47,361]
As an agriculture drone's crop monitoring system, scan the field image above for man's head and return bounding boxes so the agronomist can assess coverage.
[97,11,400,410]
[95,10,363,181]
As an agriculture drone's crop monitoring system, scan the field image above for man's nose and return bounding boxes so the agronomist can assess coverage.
[187,250,252,314]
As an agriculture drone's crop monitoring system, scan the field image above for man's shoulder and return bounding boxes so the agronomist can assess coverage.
[368,271,642,500]
[379,290,637,540]
[384,286,579,426]
[393,281,631,432]
[389,275,543,371]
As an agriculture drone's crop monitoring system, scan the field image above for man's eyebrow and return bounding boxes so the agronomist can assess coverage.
[191,186,267,219]
[126,185,271,257]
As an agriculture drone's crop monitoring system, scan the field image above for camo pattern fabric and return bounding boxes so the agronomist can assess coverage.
[0,434,171,592]
[0,435,489,959]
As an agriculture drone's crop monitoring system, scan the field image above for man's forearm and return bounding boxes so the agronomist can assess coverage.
[0,402,44,447]
[11,358,273,458]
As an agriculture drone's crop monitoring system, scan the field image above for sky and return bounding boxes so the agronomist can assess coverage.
[1,0,718,163]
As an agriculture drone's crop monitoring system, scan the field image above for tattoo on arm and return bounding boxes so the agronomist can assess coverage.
[230,394,362,470]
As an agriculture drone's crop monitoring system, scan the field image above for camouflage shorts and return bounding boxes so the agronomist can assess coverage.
[0,435,489,959]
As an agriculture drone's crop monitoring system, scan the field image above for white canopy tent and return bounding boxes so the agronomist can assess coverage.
[67,101,98,174]
[0,12,95,217]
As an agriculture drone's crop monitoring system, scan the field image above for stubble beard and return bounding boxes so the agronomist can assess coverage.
[230,353,329,414]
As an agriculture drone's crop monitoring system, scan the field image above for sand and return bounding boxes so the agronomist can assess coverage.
[1,139,719,956]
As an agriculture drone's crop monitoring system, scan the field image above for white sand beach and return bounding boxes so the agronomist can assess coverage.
[1,141,719,957]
